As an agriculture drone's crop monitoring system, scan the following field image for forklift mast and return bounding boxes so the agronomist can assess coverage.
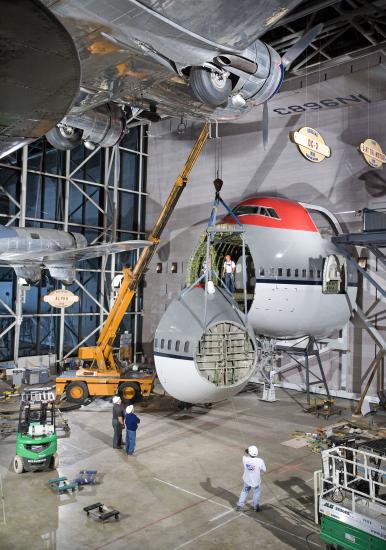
[78,123,209,374]
[18,388,56,435]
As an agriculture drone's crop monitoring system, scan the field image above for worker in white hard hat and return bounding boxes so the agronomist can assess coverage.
[112,396,124,449]
[236,445,266,512]
[124,404,141,456]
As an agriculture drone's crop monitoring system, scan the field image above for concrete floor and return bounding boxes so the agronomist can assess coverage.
[0,387,356,550]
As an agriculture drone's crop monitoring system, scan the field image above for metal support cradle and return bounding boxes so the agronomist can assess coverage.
[332,208,386,415]
[276,338,331,406]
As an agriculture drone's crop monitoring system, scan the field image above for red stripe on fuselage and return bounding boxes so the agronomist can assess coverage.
[223,197,318,232]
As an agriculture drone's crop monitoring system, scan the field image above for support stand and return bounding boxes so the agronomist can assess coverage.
[276,338,330,406]
[332,209,386,415]
[261,377,277,402]
[259,338,278,402]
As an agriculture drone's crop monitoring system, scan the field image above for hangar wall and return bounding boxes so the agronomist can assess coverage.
[142,96,386,398]
[0,129,147,365]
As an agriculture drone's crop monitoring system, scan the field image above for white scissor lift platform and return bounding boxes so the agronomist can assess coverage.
[314,441,386,549]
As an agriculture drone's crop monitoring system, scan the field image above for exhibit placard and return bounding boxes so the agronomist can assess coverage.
[289,127,331,162]
[43,289,79,308]
[359,139,385,169]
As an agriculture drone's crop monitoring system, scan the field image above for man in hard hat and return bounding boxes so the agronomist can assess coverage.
[112,395,124,449]
[124,404,141,455]
[236,445,266,512]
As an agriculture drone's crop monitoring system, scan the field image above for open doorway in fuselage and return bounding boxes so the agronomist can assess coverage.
[322,254,347,294]
[186,230,256,312]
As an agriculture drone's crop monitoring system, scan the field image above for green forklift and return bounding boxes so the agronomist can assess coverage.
[14,388,66,474]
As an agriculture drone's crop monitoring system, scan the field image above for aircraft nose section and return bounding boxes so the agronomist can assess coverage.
[154,286,257,403]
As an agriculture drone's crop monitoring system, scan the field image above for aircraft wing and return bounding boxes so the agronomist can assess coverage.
[132,0,302,50]
[0,240,152,264]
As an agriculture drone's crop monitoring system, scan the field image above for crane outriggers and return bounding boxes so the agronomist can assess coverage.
[56,124,209,404]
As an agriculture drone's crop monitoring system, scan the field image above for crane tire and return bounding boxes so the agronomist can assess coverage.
[118,382,141,404]
[65,381,89,404]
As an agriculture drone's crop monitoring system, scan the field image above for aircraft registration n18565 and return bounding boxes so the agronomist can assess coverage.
[0,0,322,157]
[154,198,357,404]
[0,225,150,284]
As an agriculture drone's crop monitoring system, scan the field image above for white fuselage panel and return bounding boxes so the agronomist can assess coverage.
[248,282,356,339]
[155,355,249,403]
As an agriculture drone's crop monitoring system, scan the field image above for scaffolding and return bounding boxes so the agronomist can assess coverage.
[0,129,148,365]
[332,207,386,415]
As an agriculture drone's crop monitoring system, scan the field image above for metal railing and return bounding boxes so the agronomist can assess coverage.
[316,445,386,523]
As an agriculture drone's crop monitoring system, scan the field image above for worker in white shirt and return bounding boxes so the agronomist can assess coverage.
[223,254,235,292]
[236,445,266,512]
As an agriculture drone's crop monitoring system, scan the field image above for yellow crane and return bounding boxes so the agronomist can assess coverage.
[56,123,209,404]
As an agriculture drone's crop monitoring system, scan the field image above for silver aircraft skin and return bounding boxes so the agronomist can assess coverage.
[154,198,358,403]
[0,225,150,284]
[1,0,306,157]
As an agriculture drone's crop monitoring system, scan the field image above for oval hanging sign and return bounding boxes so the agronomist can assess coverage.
[359,139,385,169]
[43,289,79,308]
[289,127,331,163]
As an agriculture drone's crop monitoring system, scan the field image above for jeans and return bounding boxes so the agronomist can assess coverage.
[126,430,137,455]
[112,418,123,448]
[237,483,261,509]
[224,273,234,293]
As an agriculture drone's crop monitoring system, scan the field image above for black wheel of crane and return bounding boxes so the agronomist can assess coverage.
[118,382,141,404]
[65,381,89,404]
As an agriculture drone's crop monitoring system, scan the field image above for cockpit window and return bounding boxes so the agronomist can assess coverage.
[233,205,280,219]
[267,208,280,219]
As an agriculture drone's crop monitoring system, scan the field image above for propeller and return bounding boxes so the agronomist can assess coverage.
[262,101,269,149]
[262,23,323,149]
[281,23,324,70]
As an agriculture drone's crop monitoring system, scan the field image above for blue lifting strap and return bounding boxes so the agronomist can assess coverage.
[207,194,242,229]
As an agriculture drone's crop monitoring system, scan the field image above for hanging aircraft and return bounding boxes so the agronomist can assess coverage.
[154,197,358,403]
[0,225,150,284]
[0,0,322,158]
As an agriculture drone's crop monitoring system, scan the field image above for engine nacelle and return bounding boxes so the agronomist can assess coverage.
[215,40,283,105]
[47,265,76,285]
[45,103,126,151]
[154,286,257,404]
[13,265,41,283]
[70,232,88,249]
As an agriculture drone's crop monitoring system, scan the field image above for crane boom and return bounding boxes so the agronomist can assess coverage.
[78,123,209,375]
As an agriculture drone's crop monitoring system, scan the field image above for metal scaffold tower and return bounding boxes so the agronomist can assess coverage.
[332,208,386,415]
[0,127,148,365]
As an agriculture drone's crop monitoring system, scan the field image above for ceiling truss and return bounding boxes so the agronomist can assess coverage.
[262,0,386,75]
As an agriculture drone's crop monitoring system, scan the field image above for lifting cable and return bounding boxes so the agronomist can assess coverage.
[181,122,248,329]
[182,178,249,330]
[203,177,246,329]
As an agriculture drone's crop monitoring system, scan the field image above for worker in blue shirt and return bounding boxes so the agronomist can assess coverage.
[124,404,140,455]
